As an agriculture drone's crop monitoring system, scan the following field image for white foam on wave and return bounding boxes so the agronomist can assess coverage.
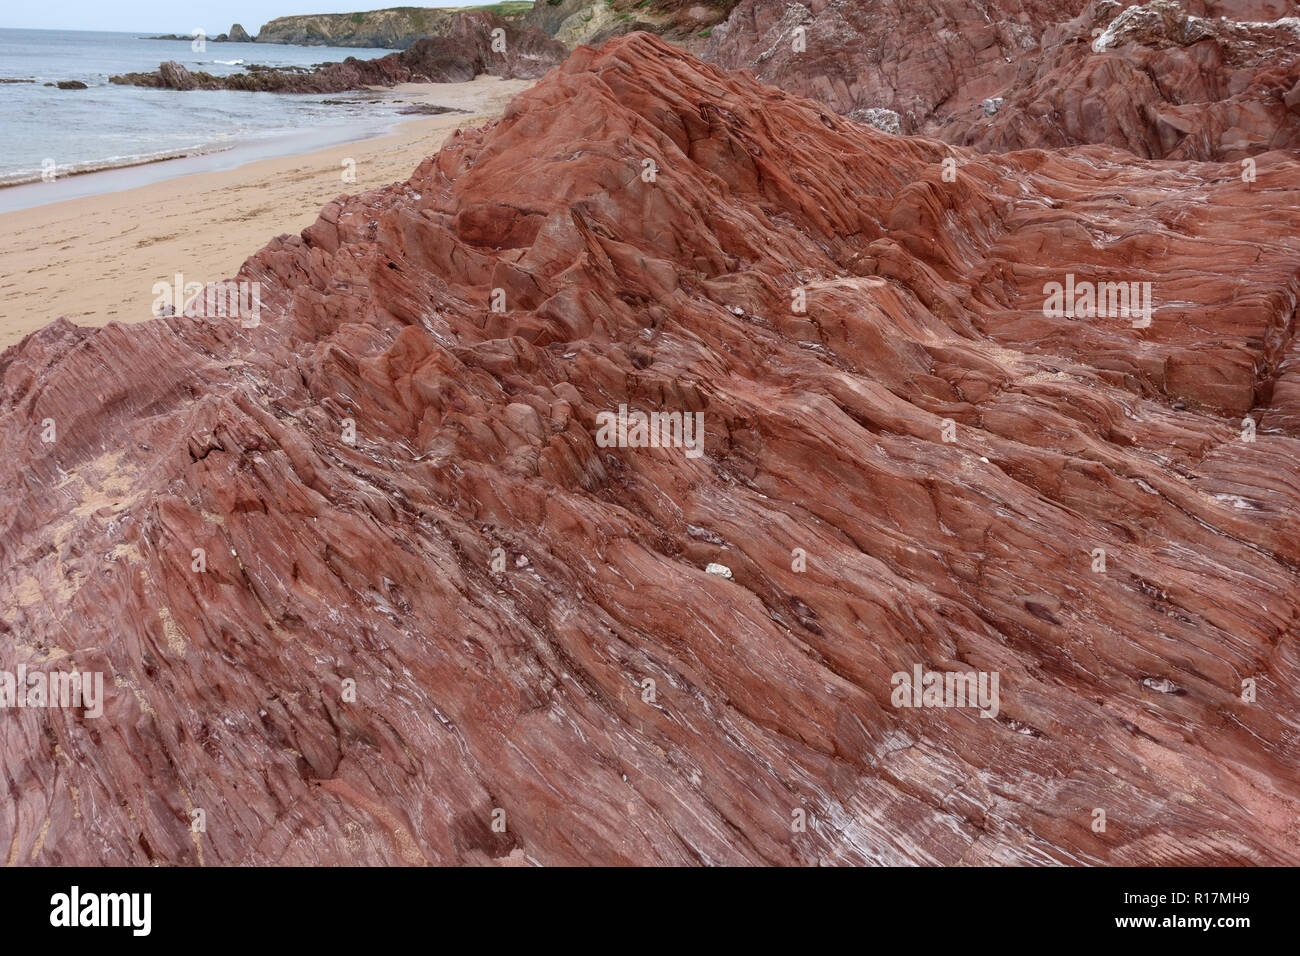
[0,143,233,187]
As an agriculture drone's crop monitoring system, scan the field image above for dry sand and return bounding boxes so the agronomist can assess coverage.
[0,77,534,349]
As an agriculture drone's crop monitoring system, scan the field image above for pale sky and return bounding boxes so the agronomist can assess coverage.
[0,1,477,34]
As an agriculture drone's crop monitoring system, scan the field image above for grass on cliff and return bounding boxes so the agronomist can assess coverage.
[386,2,534,16]
[305,4,534,31]
[473,1,535,14]
[321,4,533,34]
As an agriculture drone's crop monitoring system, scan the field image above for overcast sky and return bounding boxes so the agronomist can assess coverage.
[0,2,473,34]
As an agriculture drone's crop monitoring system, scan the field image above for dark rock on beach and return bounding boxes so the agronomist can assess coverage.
[396,103,467,115]
[113,13,568,93]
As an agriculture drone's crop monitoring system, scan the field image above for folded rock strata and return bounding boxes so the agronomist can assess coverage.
[4,32,1300,864]
[706,0,1300,159]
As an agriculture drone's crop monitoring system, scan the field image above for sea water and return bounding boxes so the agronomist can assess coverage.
[0,28,403,190]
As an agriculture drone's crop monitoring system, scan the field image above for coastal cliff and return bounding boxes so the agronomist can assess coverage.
[254,3,535,48]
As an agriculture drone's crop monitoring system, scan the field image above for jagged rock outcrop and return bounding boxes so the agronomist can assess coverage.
[112,14,568,93]
[705,0,1300,159]
[158,61,197,91]
[525,0,593,35]
[146,24,254,43]
[5,33,1300,865]
[254,3,534,49]
[525,0,738,51]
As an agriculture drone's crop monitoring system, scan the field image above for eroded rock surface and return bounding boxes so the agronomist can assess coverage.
[525,0,739,52]
[705,0,1300,159]
[4,33,1300,865]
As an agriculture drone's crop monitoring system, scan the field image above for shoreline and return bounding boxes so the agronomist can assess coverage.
[0,121,396,214]
[0,145,236,192]
[0,85,469,213]
[0,76,533,348]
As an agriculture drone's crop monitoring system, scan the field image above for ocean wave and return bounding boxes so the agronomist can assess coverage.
[0,144,234,188]
[213,59,244,65]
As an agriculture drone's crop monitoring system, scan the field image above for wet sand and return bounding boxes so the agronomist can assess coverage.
[0,76,533,349]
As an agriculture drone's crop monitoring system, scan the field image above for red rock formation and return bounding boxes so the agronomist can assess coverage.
[706,0,1300,159]
[5,32,1300,865]
[111,13,568,92]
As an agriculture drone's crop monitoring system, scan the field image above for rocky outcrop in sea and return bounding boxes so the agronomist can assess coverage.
[146,23,255,43]
[114,13,568,93]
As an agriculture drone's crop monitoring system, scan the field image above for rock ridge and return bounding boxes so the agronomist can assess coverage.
[5,31,1300,865]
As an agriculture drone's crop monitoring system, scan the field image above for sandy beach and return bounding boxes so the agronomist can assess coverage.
[0,76,533,349]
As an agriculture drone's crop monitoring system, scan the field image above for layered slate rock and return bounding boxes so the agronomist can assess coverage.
[705,0,1300,159]
[4,33,1300,865]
